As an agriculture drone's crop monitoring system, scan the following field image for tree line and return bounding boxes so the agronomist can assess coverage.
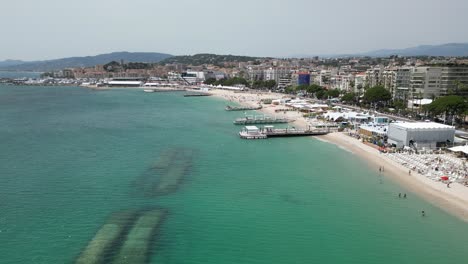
[204,77,276,89]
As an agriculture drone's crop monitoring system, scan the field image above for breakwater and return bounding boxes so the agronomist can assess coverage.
[133,148,194,197]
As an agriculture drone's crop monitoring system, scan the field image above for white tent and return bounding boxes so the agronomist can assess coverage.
[449,145,468,155]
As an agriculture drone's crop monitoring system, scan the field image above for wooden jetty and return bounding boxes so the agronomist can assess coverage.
[183,92,212,97]
[225,105,262,111]
[233,115,292,125]
[239,125,329,139]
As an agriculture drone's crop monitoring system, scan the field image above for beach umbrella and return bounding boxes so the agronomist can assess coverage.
[440,176,449,181]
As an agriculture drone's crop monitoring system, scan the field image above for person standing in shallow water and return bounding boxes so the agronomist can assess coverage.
[422,210,425,217]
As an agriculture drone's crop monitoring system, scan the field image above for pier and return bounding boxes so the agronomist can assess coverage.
[233,115,292,125]
[239,125,329,139]
[144,88,186,93]
[225,105,262,111]
[183,92,212,97]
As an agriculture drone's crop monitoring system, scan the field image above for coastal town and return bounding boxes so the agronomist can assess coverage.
[3,0,468,262]
[5,53,468,219]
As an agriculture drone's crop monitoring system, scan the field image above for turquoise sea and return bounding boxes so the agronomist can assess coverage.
[0,85,467,264]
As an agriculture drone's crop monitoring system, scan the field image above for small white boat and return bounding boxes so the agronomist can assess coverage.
[144,89,155,93]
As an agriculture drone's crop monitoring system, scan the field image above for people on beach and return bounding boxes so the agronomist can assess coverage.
[408,170,411,175]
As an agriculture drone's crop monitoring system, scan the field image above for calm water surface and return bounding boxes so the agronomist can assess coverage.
[0,85,467,264]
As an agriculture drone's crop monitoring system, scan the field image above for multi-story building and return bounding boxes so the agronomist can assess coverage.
[354,72,367,94]
[330,74,354,92]
[393,67,412,100]
[381,67,413,100]
[440,65,468,95]
[365,67,382,87]
[277,77,292,89]
[319,70,331,86]
[297,72,311,86]
[410,67,442,98]
[264,67,292,83]
[381,69,395,94]
[247,66,264,81]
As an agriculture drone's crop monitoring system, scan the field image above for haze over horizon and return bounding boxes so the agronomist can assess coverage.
[1,0,468,61]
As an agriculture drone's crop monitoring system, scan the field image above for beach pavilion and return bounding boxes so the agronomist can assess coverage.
[387,122,455,149]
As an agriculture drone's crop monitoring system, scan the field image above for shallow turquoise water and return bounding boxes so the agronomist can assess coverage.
[0,86,467,264]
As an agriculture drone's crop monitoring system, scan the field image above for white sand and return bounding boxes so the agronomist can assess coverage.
[211,88,468,222]
[320,132,468,222]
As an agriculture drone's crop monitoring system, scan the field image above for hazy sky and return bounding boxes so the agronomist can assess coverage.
[1,0,468,60]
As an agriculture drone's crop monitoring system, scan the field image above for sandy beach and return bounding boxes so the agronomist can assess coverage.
[210,88,468,222]
[210,89,310,128]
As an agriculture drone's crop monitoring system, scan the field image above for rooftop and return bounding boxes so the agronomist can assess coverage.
[390,122,455,130]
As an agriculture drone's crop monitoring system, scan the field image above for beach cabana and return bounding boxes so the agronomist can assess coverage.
[448,145,468,157]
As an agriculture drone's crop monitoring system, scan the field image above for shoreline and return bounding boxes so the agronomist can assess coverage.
[210,88,468,222]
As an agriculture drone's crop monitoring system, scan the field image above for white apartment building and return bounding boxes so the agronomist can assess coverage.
[264,67,292,83]
[354,73,367,93]
[365,67,383,87]
[410,67,442,98]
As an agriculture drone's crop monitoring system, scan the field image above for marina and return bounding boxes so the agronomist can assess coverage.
[225,105,262,111]
[233,115,292,125]
[239,125,329,139]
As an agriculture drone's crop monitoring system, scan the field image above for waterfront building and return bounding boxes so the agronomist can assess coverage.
[264,67,292,83]
[440,65,468,95]
[108,80,143,87]
[247,66,265,81]
[277,77,292,89]
[387,122,455,149]
[409,65,468,99]
[182,71,205,84]
[410,67,442,98]
[297,72,311,86]
[394,67,412,100]
[62,68,75,79]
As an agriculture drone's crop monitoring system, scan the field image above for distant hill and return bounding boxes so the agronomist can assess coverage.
[362,43,468,57]
[160,53,262,66]
[289,43,468,58]
[0,59,27,68]
[0,52,173,72]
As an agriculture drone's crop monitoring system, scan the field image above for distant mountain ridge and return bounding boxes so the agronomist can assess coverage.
[0,52,173,72]
[159,53,262,66]
[289,43,468,58]
[361,43,468,57]
[0,59,26,68]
